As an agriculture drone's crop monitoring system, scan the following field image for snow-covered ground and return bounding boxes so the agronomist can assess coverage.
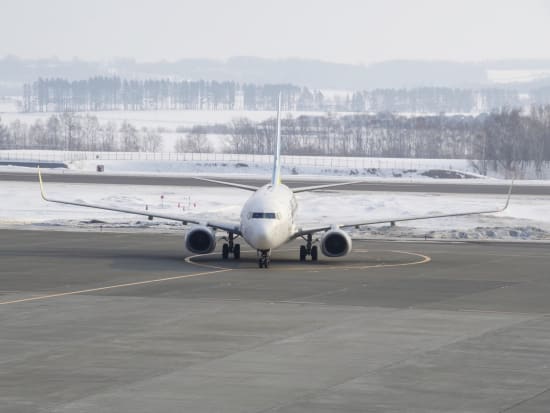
[0,109,336,129]
[67,159,487,180]
[1,180,548,241]
[1,147,549,241]
[486,69,550,84]
[4,149,550,179]
[0,149,508,179]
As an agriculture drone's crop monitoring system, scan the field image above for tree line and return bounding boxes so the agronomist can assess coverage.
[0,113,162,152]
[3,107,550,177]
[22,76,550,114]
[225,107,550,177]
[22,78,307,112]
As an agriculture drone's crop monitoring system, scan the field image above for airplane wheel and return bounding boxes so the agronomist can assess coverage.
[234,244,241,260]
[299,245,307,261]
[311,246,318,261]
[258,258,265,268]
[222,243,229,259]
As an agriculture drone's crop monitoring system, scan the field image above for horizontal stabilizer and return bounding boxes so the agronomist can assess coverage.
[292,181,359,193]
[191,177,259,191]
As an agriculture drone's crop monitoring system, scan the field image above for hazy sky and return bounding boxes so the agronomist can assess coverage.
[2,0,550,64]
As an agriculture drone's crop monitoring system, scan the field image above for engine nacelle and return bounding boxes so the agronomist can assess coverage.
[320,229,352,257]
[185,225,216,254]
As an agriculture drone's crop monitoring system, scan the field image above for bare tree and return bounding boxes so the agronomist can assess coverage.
[119,121,139,151]
[9,120,28,148]
[0,117,9,148]
[174,127,212,153]
[81,115,100,151]
[100,122,117,151]
[46,116,61,149]
[28,120,47,148]
[141,128,162,152]
[60,112,78,150]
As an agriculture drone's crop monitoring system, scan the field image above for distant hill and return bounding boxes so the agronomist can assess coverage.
[3,55,550,95]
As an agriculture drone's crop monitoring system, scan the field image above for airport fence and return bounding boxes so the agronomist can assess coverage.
[0,149,472,172]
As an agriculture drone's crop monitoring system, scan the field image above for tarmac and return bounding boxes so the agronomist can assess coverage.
[1,170,547,195]
[1,229,550,412]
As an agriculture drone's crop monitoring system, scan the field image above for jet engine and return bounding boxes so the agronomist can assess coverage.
[185,226,216,254]
[320,228,352,257]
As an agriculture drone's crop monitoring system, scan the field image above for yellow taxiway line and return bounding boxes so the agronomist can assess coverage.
[0,249,430,306]
[187,248,431,272]
[0,268,231,306]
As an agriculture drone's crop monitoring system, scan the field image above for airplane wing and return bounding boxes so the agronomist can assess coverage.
[38,168,241,235]
[293,182,513,238]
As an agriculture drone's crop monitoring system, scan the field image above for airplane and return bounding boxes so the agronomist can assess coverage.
[38,97,513,269]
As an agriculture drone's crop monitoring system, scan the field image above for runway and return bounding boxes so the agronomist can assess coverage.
[2,170,548,195]
[1,229,550,412]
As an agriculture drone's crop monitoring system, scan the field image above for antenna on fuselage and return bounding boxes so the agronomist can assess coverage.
[271,93,282,187]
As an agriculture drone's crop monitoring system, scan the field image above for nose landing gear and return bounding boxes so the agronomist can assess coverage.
[222,232,241,260]
[258,249,271,268]
[299,234,318,262]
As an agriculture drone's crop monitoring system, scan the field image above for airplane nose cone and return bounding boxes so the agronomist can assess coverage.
[249,224,272,250]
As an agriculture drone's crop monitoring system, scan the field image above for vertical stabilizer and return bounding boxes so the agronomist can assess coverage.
[271,93,282,186]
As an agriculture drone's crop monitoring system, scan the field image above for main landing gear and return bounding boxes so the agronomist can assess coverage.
[258,250,271,268]
[299,234,318,262]
[222,232,241,260]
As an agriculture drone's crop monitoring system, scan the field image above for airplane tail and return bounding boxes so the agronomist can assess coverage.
[271,93,282,187]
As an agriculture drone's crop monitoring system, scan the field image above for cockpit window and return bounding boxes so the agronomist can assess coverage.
[251,212,277,219]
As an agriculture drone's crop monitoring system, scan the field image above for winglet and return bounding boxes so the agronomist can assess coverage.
[37,166,47,201]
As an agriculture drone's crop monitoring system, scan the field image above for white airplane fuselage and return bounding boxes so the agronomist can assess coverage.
[240,183,297,250]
